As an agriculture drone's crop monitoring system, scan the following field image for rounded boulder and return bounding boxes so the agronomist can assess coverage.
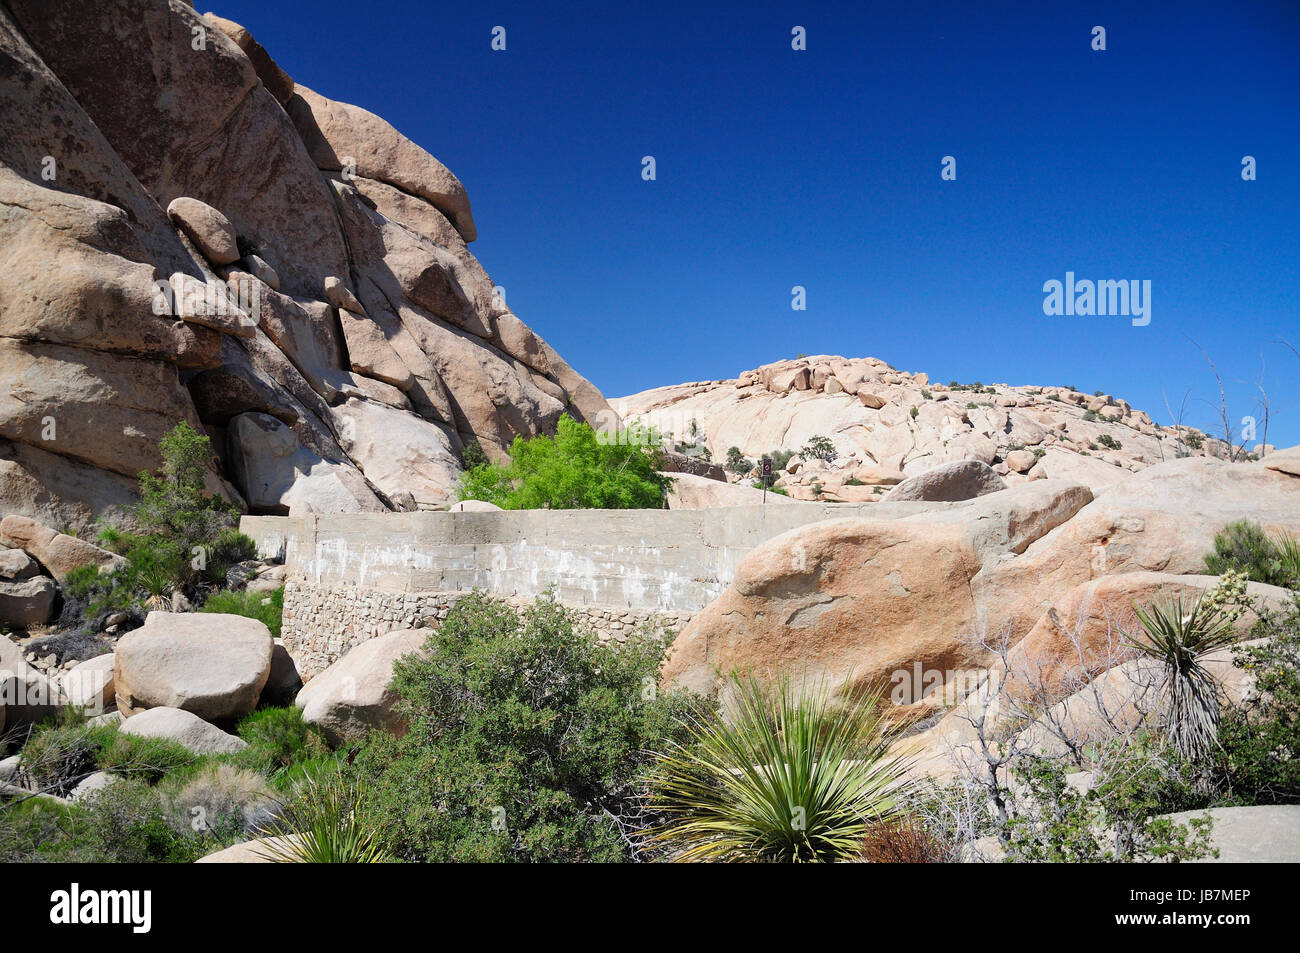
[115,612,274,720]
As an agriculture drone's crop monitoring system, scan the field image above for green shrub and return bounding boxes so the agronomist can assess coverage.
[1000,755,1216,863]
[458,416,672,510]
[1096,433,1121,450]
[134,422,242,570]
[767,448,795,471]
[909,406,919,419]
[66,423,252,621]
[1204,520,1300,589]
[724,446,752,474]
[1184,431,1205,450]
[232,706,329,777]
[352,591,701,862]
[1083,409,1100,422]
[16,719,197,796]
[1208,597,1300,804]
[461,438,489,471]
[80,780,210,863]
[2,779,209,863]
[201,586,284,638]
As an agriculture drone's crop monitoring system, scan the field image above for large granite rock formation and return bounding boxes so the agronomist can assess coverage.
[0,0,614,530]
[613,355,1228,500]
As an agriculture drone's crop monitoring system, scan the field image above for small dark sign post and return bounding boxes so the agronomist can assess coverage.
[761,456,772,504]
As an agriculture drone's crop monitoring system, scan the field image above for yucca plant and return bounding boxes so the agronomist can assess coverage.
[647,673,913,862]
[1127,595,1237,762]
[256,766,388,863]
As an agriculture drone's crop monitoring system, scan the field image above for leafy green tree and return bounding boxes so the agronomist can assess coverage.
[800,435,836,462]
[457,416,673,509]
[352,592,701,862]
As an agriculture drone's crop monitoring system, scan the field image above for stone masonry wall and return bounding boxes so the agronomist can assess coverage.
[281,581,693,679]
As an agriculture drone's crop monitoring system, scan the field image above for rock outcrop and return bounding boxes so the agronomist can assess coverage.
[663,454,1300,703]
[0,0,614,530]
[613,356,1230,501]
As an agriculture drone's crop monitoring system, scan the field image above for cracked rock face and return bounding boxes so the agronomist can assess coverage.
[613,355,1226,502]
[0,0,614,530]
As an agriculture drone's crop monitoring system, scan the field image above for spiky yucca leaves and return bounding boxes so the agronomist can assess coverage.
[256,766,388,863]
[1127,596,1237,762]
[648,674,913,862]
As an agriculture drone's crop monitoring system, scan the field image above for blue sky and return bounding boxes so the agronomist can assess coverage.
[218,0,1300,446]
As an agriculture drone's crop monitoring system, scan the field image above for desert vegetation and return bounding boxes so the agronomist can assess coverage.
[458,416,673,510]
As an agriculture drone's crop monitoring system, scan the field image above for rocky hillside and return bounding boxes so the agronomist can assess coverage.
[0,1,613,531]
[613,355,1228,501]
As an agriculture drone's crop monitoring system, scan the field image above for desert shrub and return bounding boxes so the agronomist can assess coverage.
[845,477,865,486]
[458,415,672,510]
[1204,520,1300,589]
[64,779,207,863]
[201,586,284,638]
[921,389,932,399]
[1000,755,1216,863]
[768,448,795,471]
[800,435,836,462]
[62,562,137,620]
[1082,409,1100,422]
[909,406,919,420]
[648,675,912,863]
[1096,433,1121,450]
[0,796,87,862]
[232,706,329,777]
[909,734,1216,864]
[724,446,752,474]
[1184,431,1205,450]
[1206,598,1300,804]
[750,449,794,488]
[163,763,278,840]
[859,816,947,862]
[16,718,196,796]
[461,438,489,471]
[67,423,252,621]
[353,591,701,862]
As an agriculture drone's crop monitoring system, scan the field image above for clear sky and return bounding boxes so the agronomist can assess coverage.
[217,0,1300,447]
